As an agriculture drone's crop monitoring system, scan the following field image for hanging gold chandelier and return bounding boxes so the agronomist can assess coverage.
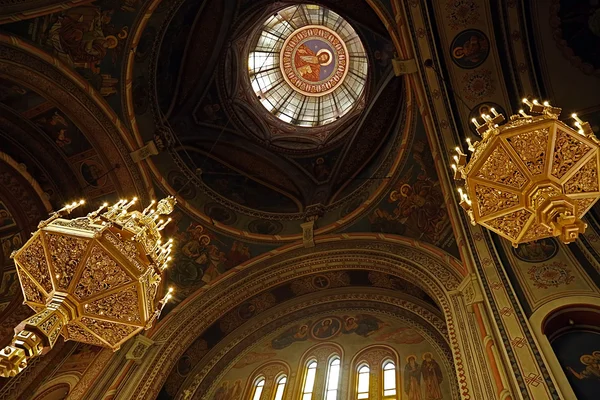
[452,99,600,246]
[0,197,176,377]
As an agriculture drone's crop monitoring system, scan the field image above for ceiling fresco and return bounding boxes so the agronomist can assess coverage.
[155,268,444,399]
[0,0,460,312]
[0,78,119,205]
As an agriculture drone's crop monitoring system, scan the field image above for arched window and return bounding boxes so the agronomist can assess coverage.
[301,360,318,400]
[251,377,265,400]
[325,357,341,400]
[357,364,370,399]
[382,360,397,398]
[273,375,287,400]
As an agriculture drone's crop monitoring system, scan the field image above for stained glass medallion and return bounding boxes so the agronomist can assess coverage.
[248,4,368,127]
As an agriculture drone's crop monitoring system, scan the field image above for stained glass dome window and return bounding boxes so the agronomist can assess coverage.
[248,4,368,127]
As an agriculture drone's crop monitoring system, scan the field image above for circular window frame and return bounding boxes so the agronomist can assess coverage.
[246,4,369,129]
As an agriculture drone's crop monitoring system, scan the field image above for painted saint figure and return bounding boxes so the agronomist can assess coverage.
[294,45,332,82]
[421,353,443,399]
[404,355,422,400]
[567,352,600,381]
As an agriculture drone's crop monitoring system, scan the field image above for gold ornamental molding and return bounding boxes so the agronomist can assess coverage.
[0,197,176,377]
[452,99,600,246]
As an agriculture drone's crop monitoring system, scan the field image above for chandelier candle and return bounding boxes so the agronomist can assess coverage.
[452,99,600,246]
[0,197,176,377]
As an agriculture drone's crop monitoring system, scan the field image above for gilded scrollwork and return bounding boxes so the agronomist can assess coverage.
[16,236,52,293]
[475,185,520,216]
[74,246,131,299]
[26,309,51,325]
[103,232,144,272]
[484,209,531,240]
[38,314,59,334]
[48,321,63,346]
[551,130,592,179]
[574,198,597,217]
[530,186,561,209]
[51,218,103,232]
[84,285,141,323]
[564,158,599,193]
[521,222,552,242]
[65,323,105,346]
[476,146,527,188]
[18,268,45,304]
[80,317,137,346]
[46,233,89,290]
[507,128,548,175]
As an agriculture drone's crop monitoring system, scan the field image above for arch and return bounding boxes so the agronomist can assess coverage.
[0,34,152,203]
[351,345,400,400]
[530,297,600,400]
[240,361,291,400]
[0,0,93,25]
[31,372,81,400]
[101,235,464,399]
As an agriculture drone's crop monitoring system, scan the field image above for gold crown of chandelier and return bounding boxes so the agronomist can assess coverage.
[0,197,176,377]
[452,99,600,246]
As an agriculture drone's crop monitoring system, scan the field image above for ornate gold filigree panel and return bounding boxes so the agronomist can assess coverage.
[83,284,141,323]
[563,157,599,194]
[476,146,528,188]
[507,128,549,175]
[74,246,132,300]
[15,235,52,293]
[64,323,105,347]
[80,317,137,347]
[484,209,532,240]
[551,129,591,179]
[16,267,46,304]
[46,233,89,290]
[475,185,520,217]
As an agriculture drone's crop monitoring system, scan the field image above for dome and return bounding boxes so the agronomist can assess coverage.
[248,4,368,127]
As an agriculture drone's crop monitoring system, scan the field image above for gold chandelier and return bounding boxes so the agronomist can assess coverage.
[452,99,600,246]
[0,197,176,377]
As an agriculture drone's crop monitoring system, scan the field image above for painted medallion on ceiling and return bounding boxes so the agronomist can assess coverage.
[281,25,348,96]
[248,4,367,126]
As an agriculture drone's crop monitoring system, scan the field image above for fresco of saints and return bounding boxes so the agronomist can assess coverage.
[271,324,309,349]
[421,353,443,399]
[294,45,332,82]
[404,355,422,400]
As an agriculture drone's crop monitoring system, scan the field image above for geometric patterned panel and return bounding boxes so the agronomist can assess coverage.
[45,233,89,291]
[74,245,131,300]
[484,209,532,240]
[475,146,528,188]
[506,128,549,175]
[80,317,138,346]
[15,235,52,293]
[563,157,599,194]
[83,284,141,323]
[551,129,592,179]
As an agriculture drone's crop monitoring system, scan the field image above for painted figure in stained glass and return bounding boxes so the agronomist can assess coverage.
[294,44,332,82]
